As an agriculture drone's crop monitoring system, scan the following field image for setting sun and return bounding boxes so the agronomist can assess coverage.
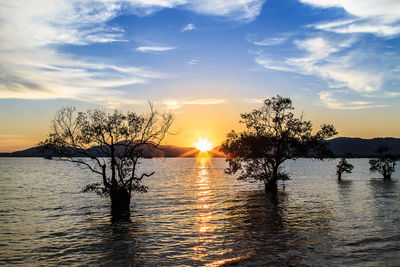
[194,138,213,152]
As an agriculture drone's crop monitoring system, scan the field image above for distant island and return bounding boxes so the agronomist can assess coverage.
[1,137,400,158]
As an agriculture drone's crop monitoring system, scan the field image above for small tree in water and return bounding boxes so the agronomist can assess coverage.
[336,158,353,181]
[38,104,173,219]
[221,95,337,194]
[369,146,397,181]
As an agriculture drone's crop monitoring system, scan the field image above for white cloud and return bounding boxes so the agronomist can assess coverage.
[312,19,359,30]
[293,37,342,58]
[162,98,181,110]
[249,1,400,110]
[319,91,388,110]
[300,0,400,22]
[162,98,227,110]
[0,0,172,106]
[121,0,266,21]
[253,37,286,46]
[136,46,176,52]
[0,1,125,48]
[0,0,265,106]
[246,34,287,46]
[290,37,383,93]
[311,19,400,37]
[181,23,196,32]
[255,58,293,72]
[244,98,264,103]
[0,49,166,105]
[301,0,400,37]
[385,91,400,97]
[256,36,384,93]
[253,34,400,109]
[187,59,199,65]
[185,0,266,21]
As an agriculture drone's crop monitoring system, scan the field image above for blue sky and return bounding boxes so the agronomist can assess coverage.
[0,0,400,151]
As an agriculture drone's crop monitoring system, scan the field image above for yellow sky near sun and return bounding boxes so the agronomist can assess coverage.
[0,99,400,153]
[0,102,243,152]
[165,103,244,148]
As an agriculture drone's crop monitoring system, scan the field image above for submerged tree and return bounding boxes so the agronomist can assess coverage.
[221,95,337,194]
[38,104,173,218]
[369,146,397,180]
[336,158,353,181]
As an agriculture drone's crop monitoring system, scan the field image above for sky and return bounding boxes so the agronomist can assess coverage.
[1,0,400,152]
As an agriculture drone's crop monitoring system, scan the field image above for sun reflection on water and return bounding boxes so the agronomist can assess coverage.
[190,157,251,265]
[192,157,217,261]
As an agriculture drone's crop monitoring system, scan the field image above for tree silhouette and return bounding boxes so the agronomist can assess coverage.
[38,104,173,219]
[369,146,397,180]
[221,95,337,193]
[336,158,353,181]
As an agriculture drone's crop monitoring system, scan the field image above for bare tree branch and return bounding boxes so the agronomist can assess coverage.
[38,104,174,207]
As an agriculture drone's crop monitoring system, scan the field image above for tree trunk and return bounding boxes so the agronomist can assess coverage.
[265,179,278,194]
[337,172,342,181]
[110,187,131,220]
[383,168,391,181]
[265,165,279,194]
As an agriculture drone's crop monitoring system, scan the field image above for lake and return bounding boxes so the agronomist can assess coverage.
[0,157,399,266]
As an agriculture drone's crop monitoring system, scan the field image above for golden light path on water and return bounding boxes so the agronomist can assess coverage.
[1,158,399,265]
[192,157,214,261]
[192,156,248,266]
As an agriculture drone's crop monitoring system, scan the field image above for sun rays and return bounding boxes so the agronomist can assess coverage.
[194,138,213,152]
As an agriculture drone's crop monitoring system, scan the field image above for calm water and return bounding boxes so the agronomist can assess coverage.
[0,157,399,266]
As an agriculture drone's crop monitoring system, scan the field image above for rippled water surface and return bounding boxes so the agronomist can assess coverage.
[0,157,399,266]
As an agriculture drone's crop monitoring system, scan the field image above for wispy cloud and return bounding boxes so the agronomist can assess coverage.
[244,98,264,104]
[187,59,199,65]
[301,0,400,37]
[181,23,196,32]
[136,46,176,52]
[385,91,400,98]
[0,1,125,47]
[319,91,388,110]
[246,34,288,46]
[256,36,384,93]
[0,51,165,107]
[162,98,228,110]
[247,1,400,109]
[0,0,265,106]
[0,0,172,106]
[300,0,400,23]
[185,0,266,22]
[253,34,400,109]
[255,57,293,72]
[310,19,400,37]
[121,0,265,21]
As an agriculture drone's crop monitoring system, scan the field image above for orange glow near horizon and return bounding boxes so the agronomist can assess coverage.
[194,138,213,152]
[2,100,400,154]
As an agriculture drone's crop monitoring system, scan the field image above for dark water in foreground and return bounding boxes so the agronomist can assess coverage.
[0,158,399,266]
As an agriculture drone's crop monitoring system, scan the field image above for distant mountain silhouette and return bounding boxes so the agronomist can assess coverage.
[1,137,399,158]
[0,143,226,158]
[326,137,400,157]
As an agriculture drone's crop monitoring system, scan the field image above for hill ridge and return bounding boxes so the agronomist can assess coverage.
[1,137,400,158]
